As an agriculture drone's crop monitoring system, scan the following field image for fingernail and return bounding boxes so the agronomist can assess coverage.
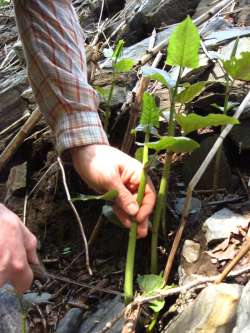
[127,203,139,215]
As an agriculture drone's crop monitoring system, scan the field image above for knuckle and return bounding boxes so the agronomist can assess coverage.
[13,260,26,273]
[27,235,38,251]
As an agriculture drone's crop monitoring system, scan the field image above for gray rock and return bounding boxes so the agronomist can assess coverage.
[175,197,201,215]
[233,280,250,333]
[182,240,201,263]
[202,208,249,244]
[220,37,250,61]
[56,308,82,333]
[164,283,242,333]
[99,85,127,108]
[238,0,250,26]
[230,119,250,151]
[0,285,29,333]
[182,136,232,190]
[121,0,201,44]
[23,292,52,305]
[6,162,27,199]
[79,296,124,333]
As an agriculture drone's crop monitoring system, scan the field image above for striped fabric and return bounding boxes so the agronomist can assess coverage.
[13,0,108,154]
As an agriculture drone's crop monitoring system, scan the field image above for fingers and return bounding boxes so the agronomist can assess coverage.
[20,224,39,265]
[135,179,156,223]
[9,255,33,294]
[112,181,139,216]
[113,205,149,239]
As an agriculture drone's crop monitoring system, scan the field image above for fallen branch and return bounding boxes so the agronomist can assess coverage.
[57,157,92,276]
[164,90,250,283]
[0,108,42,173]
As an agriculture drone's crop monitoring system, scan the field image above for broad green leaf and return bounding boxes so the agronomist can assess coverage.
[114,58,135,73]
[166,16,200,68]
[102,205,123,228]
[140,92,160,131]
[137,274,165,294]
[141,67,176,88]
[149,300,165,313]
[113,40,125,60]
[176,82,206,104]
[146,136,200,153]
[103,48,114,59]
[222,52,250,81]
[176,113,240,135]
[135,147,144,162]
[72,190,118,202]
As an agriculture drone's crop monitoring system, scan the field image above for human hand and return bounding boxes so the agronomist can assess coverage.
[71,145,156,238]
[0,204,39,293]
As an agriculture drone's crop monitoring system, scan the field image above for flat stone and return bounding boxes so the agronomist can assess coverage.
[0,285,29,333]
[175,197,201,215]
[182,240,201,263]
[79,296,124,333]
[202,208,249,244]
[164,283,243,333]
[6,162,27,199]
[56,308,82,333]
[182,136,232,190]
[23,292,52,305]
[233,280,250,333]
[121,0,201,44]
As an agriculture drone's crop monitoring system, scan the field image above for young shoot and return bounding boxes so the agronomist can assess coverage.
[99,40,135,133]
[213,40,250,194]
[124,92,160,304]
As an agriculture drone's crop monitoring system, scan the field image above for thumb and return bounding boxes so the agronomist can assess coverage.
[114,182,139,216]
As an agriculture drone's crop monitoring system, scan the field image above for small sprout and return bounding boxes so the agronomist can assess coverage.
[222,51,250,81]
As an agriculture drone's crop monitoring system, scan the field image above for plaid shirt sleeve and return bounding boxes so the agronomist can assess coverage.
[13,0,108,155]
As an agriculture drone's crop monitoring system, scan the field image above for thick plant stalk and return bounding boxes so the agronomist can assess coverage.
[150,68,182,274]
[124,132,149,304]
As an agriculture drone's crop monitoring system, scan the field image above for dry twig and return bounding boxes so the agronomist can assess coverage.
[57,156,92,276]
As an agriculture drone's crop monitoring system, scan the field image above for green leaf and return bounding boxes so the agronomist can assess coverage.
[102,205,124,228]
[135,147,144,162]
[113,40,125,61]
[176,82,206,104]
[149,300,165,313]
[140,92,160,131]
[72,190,118,202]
[222,52,250,81]
[137,274,165,294]
[146,136,200,153]
[114,58,135,73]
[141,67,176,88]
[176,113,240,135]
[166,16,200,68]
[95,86,110,100]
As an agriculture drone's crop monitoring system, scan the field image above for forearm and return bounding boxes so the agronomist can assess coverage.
[13,0,108,154]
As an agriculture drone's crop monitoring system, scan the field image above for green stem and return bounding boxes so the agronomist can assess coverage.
[104,72,115,133]
[212,77,233,195]
[150,67,182,274]
[124,131,150,304]
[17,294,27,333]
